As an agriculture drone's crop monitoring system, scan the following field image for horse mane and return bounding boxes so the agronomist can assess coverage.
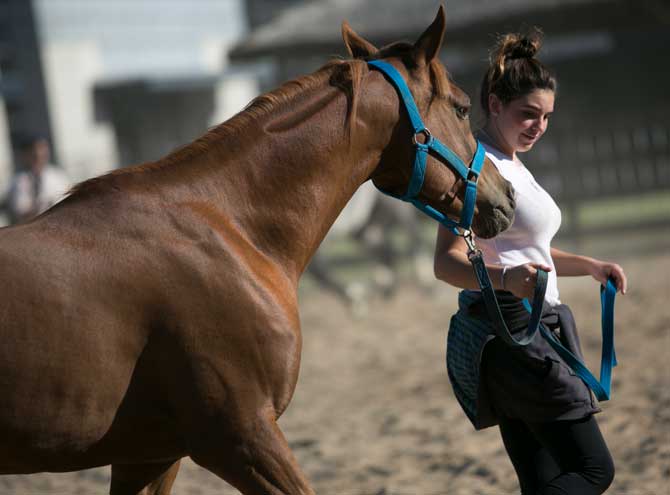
[224,58,367,141]
[66,42,449,200]
[66,59,367,200]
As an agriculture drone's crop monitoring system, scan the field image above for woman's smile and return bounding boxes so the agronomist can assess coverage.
[520,131,540,142]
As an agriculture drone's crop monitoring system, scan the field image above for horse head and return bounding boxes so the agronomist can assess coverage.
[342,6,515,239]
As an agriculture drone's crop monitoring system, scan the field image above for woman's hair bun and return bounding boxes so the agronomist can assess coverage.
[507,36,540,59]
[494,28,544,65]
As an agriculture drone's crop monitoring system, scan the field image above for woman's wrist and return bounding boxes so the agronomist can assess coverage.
[584,256,601,277]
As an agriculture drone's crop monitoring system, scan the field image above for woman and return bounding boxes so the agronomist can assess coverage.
[435,30,627,494]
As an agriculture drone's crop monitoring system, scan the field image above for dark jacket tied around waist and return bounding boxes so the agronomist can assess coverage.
[447,290,599,430]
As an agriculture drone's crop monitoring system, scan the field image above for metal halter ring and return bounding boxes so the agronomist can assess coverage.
[412,128,432,146]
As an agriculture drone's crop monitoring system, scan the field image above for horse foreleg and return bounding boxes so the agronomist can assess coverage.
[110,459,181,495]
[190,413,314,495]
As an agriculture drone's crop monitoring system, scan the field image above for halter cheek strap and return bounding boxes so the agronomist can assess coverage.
[367,60,485,235]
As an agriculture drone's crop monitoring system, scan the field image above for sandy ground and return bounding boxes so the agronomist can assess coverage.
[1,250,668,495]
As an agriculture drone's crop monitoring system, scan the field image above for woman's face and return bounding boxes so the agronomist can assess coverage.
[489,89,555,154]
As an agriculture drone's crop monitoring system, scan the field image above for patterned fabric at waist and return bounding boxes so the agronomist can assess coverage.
[446,290,560,428]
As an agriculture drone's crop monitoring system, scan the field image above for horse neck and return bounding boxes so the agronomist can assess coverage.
[173,66,391,282]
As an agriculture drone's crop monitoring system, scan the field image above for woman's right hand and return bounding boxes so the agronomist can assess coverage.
[504,262,553,299]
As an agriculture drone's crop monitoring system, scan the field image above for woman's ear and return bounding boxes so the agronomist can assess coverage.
[488,93,503,117]
[342,20,377,58]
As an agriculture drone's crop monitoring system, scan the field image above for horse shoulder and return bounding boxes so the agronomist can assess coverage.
[146,202,303,420]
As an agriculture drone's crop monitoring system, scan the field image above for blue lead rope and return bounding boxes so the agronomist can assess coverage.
[471,248,618,401]
[522,278,618,401]
[469,250,548,348]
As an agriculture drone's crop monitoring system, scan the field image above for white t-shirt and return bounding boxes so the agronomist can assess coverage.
[476,143,562,306]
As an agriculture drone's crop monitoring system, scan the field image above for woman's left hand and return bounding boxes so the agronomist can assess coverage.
[589,259,627,294]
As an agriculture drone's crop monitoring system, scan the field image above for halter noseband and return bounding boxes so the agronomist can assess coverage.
[367,60,485,237]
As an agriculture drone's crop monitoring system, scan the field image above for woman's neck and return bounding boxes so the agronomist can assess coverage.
[480,121,516,160]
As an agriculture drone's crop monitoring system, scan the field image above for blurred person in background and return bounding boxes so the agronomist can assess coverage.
[435,30,627,494]
[1,133,70,225]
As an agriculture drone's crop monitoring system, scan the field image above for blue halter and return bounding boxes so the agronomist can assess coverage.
[367,60,485,236]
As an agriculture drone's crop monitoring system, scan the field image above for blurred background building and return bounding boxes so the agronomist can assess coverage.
[0,0,258,190]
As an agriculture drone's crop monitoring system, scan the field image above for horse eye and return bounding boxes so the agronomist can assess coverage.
[455,105,470,120]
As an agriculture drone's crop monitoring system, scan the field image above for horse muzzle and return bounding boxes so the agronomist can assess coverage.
[471,182,516,239]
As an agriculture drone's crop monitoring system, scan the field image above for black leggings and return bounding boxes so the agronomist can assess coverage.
[498,415,615,494]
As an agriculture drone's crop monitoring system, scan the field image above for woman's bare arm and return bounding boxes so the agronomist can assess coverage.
[434,225,552,299]
[551,247,627,293]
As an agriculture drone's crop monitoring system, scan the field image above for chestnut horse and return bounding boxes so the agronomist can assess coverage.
[0,7,514,495]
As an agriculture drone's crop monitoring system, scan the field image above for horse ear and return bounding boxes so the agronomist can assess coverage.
[342,20,378,58]
[413,5,446,66]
